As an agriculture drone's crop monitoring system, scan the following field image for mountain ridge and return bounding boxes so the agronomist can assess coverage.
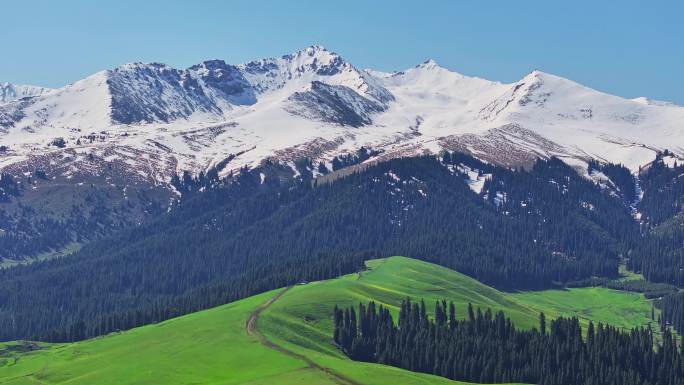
[1,45,683,189]
[0,82,52,104]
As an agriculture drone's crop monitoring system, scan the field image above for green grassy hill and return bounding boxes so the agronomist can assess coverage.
[0,257,657,385]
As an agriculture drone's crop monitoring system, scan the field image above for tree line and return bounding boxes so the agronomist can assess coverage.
[334,299,684,385]
[658,292,684,336]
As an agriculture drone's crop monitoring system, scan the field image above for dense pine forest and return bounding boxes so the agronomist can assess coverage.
[334,299,684,385]
[619,153,684,336]
[0,153,640,342]
[658,293,684,336]
[629,154,684,286]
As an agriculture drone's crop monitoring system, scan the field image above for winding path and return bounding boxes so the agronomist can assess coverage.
[246,287,363,385]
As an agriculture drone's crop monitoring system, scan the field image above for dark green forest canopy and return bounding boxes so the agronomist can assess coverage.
[334,299,683,385]
[629,155,684,285]
[0,153,652,342]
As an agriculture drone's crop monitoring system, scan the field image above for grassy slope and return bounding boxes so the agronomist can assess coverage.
[0,242,83,268]
[0,290,331,385]
[259,257,656,385]
[0,256,657,385]
[511,287,654,331]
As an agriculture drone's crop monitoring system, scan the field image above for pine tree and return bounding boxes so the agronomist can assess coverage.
[333,299,683,385]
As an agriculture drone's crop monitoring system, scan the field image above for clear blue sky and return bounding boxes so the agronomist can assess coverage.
[4,0,683,104]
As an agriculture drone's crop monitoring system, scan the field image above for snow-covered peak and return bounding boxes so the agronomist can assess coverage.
[632,96,678,108]
[0,70,112,135]
[187,59,233,73]
[416,59,442,70]
[2,45,684,188]
[0,82,53,104]
[380,58,482,89]
[241,45,348,83]
[480,69,616,121]
[472,68,684,170]
[365,60,460,82]
[239,45,393,104]
[285,45,343,72]
[116,61,173,71]
[377,58,500,102]
[407,59,460,75]
[524,69,548,78]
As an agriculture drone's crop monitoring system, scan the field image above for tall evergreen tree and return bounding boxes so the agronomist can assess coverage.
[334,299,684,385]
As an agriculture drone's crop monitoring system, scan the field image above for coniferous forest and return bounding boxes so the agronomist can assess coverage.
[628,154,684,286]
[658,293,684,336]
[4,150,684,347]
[334,299,684,385]
[0,154,640,342]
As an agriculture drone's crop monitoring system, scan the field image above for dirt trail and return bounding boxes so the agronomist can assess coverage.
[246,287,363,385]
[246,287,292,336]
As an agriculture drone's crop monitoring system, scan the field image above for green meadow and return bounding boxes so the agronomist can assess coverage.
[0,257,657,385]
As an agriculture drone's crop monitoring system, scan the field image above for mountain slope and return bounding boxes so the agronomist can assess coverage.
[0,82,52,104]
[0,155,639,342]
[1,45,677,263]
[628,154,684,285]
[1,45,682,190]
[0,257,656,385]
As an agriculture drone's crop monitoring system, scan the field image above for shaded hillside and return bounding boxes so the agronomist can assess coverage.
[0,154,637,342]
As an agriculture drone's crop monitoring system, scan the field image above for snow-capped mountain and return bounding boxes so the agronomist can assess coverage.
[1,45,683,186]
[0,82,52,104]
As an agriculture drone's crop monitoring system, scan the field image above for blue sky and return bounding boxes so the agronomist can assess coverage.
[3,0,683,104]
